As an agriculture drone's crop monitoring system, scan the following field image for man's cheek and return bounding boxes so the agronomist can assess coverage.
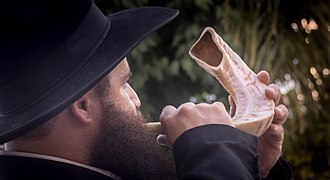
[118,90,135,109]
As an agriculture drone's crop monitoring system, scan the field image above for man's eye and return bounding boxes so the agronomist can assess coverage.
[123,82,129,89]
[123,77,132,89]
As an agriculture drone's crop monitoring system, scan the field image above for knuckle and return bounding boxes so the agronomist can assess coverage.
[178,103,195,115]
[160,116,170,126]
[196,103,209,108]
[160,114,173,126]
[212,102,226,111]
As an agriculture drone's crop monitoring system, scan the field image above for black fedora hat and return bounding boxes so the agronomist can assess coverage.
[0,0,178,144]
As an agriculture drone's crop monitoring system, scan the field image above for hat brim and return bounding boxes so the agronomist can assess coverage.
[0,6,178,144]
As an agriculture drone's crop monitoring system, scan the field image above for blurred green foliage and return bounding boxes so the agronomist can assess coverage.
[96,0,329,179]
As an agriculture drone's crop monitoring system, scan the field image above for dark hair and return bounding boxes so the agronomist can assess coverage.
[18,116,57,141]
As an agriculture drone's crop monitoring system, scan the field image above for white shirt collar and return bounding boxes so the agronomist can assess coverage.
[0,150,121,180]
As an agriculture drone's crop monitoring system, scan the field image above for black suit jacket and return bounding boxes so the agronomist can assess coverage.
[0,153,114,180]
[173,124,294,180]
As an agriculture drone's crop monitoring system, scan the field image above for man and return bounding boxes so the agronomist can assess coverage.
[0,0,294,179]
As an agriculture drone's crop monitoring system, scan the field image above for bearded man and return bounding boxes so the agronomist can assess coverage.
[0,0,294,179]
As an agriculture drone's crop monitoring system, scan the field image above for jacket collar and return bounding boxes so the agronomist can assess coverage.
[0,150,121,180]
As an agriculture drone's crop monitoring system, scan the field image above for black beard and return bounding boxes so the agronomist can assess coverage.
[90,102,177,180]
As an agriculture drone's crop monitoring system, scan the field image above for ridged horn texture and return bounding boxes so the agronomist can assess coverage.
[189,27,274,136]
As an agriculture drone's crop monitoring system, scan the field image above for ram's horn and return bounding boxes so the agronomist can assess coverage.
[143,122,164,134]
[189,27,275,136]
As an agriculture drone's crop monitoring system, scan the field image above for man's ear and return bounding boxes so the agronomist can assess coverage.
[70,92,96,124]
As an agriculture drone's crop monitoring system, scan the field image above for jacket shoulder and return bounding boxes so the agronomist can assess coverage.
[0,154,113,180]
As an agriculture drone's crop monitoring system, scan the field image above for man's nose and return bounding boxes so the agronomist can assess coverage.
[127,84,141,109]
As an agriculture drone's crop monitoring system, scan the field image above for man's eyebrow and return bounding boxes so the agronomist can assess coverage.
[124,72,132,81]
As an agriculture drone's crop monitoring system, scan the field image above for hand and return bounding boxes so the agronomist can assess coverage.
[257,71,289,178]
[159,102,233,147]
[228,71,288,177]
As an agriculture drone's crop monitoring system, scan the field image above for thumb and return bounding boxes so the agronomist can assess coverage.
[156,134,172,149]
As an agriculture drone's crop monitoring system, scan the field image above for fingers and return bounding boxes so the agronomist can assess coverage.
[265,84,281,105]
[257,71,288,126]
[159,102,233,147]
[257,70,282,106]
[272,104,288,125]
[257,71,270,85]
[264,124,284,142]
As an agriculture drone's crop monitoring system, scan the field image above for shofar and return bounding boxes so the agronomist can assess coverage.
[189,27,275,136]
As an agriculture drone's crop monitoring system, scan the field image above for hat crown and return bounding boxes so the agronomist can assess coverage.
[0,0,92,87]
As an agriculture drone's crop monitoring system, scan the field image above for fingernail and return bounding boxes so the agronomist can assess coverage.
[270,87,276,94]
